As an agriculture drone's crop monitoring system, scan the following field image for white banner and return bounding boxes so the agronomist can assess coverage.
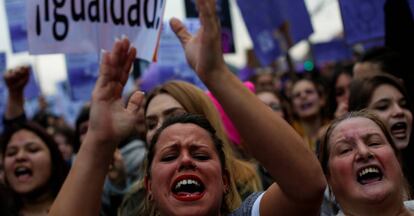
[27,0,166,62]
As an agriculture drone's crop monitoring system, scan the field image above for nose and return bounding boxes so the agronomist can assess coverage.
[391,103,405,118]
[178,152,197,172]
[15,150,28,162]
[355,143,374,162]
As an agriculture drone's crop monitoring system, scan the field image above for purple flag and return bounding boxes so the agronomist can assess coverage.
[409,0,414,20]
[0,53,6,132]
[5,0,28,53]
[24,67,41,100]
[66,53,99,101]
[312,40,353,65]
[278,0,314,44]
[185,0,236,53]
[339,0,386,45]
[237,0,282,66]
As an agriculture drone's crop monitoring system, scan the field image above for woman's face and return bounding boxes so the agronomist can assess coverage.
[54,133,73,161]
[146,123,227,216]
[145,94,186,144]
[335,73,352,105]
[368,84,413,149]
[4,129,52,195]
[327,117,403,206]
[257,91,284,118]
[291,80,323,119]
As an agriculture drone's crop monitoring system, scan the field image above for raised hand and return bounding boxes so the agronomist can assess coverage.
[170,0,226,82]
[87,37,143,146]
[3,66,30,119]
[4,66,30,94]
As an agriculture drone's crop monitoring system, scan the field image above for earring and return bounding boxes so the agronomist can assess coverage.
[147,193,153,201]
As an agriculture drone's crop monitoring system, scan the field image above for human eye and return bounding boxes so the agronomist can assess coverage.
[336,144,352,155]
[5,148,17,157]
[399,99,408,109]
[193,152,211,161]
[305,89,316,95]
[161,153,178,162]
[373,101,389,111]
[146,119,158,130]
[367,138,382,147]
[339,147,351,155]
[169,109,186,118]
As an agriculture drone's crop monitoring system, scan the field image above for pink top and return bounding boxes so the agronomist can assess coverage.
[206,82,256,145]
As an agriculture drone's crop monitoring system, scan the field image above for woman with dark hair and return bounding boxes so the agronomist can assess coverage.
[348,74,414,195]
[1,121,69,215]
[327,63,353,119]
[289,77,329,153]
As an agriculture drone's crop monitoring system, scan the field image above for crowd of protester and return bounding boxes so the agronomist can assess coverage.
[1,0,414,215]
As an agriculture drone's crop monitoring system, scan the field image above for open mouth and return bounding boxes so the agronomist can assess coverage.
[356,166,383,185]
[14,166,33,181]
[390,122,408,139]
[172,175,205,201]
[300,102,313,111]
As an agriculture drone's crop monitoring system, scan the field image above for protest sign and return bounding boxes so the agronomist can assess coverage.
[339,0,386,45]
[279,0,313,44]
[5,0,29,53]
[0,53,6,132]
[0,53,6,73]
[140,19,205,92]
[237,0,282,66]
[24,67,41,100]
[409,0,414,20]
[27,0,166,62]
[312,40,353,65]
[185,0,235,53]
[66,53,99,101]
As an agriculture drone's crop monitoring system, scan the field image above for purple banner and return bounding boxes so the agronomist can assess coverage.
[312,40,353,65]
[66,53,99,101]
[5,0,29,53]
[24,67,41,100]
[237,0,282,66]
[0,53,6,132]
[185,0,236,53]
[277,0,314,44]
[409,0,414,20]
[339,0,386,45]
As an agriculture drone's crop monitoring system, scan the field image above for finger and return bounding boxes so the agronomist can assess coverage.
[197,0,218,32]
[170,18,192,46]
[109,39,128,69]
[120,46,137,86]
[126,91,145,114]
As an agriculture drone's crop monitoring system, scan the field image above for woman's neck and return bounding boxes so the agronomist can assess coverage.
[20,192,54,216]
[341,197,413,216]
[299,115,322,138]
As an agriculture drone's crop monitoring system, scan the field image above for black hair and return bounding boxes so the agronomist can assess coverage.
[327,63,354,119]
[1,121,69,212]
[348,74,412,112]
[358,46,403,78]
[74,104,90,153]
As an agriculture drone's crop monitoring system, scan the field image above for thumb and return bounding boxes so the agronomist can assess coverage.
[126,91,145,114]
[170,18,192,46]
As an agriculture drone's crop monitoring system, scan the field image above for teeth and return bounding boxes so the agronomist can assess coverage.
[359,167,379,177]
[175,179,201,190]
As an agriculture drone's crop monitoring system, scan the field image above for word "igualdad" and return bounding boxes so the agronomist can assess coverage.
[35,0,163,41]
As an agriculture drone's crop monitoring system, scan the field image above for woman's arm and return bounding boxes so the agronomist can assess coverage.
[170,0,326,215]
[3,66,29,120]
[49,38,143,216]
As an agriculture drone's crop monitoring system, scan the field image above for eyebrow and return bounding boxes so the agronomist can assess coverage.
[146,107,186,119]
